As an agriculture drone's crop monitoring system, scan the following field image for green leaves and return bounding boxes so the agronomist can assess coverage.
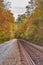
[15,1,43,43]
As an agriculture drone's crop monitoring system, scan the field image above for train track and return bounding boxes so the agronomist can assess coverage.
[18,41,36,65]
[18,39,43,65]
[0,39,43,65]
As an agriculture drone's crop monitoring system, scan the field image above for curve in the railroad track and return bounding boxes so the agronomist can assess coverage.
[0,39,43,65]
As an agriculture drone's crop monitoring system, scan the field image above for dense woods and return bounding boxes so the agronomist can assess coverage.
[0,0,43,45]
[0,0,15,43]
[15,0,43,44]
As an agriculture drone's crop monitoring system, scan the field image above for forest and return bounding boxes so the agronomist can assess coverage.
[0,0,43,45]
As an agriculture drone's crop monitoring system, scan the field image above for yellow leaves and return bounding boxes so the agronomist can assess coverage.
[0,6,15,42]
[14,25,19,33]
[15,1,43,43]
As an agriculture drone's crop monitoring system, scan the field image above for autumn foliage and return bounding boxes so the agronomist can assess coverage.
[15,1,43,44]
[0,4,15,43]
[0,0,43,45]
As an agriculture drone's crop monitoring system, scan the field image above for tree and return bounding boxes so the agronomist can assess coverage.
[3,1,11,9]
[0,0,4,7]
[0,7,15,43]
[16,0,43,44]
[25,5,30,15]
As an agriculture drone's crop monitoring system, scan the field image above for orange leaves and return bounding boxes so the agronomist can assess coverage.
[0,7,6,22]
[0,1,15,42]
[0,6,15,40]
[2,28,6,32]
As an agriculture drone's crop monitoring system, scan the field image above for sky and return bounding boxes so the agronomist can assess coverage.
[4,0,30,19]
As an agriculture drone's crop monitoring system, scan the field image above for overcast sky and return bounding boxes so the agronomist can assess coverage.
[4,0,30,19]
